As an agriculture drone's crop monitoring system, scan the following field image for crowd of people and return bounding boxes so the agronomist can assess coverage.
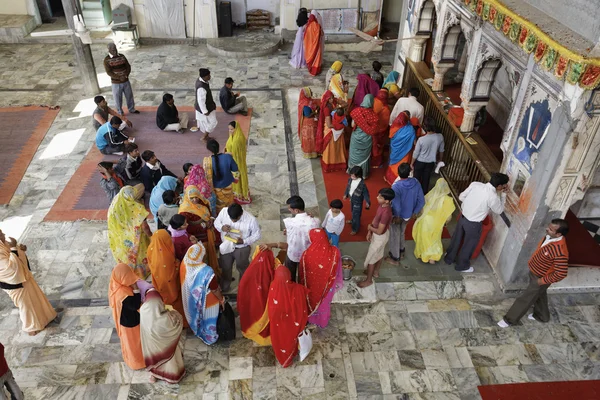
[0,33,574,394]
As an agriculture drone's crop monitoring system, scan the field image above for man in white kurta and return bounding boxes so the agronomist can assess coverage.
[194,68,218,141]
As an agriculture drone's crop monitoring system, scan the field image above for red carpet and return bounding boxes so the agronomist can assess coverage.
[0,106,60,204]
[45,106,251,221]
[565,210,600,267]
[322,167,450,243]
[478,380,600,400]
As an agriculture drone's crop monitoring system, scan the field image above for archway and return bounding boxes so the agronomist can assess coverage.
[417,1,437,68]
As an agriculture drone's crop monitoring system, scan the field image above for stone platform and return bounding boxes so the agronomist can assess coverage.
[0,14,37,44]
[207,30,282,58]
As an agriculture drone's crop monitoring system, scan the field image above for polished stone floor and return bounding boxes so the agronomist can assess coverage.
[1,41,600,399]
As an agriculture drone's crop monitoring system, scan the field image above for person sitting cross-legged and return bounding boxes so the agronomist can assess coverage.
[219,77,248,116]
[156,93,189,134]
[95,116,132,155]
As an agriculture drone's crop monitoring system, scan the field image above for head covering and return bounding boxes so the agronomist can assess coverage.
[330,61,342,73]
[150,176,179,218]
[310,9,323,27]
[360,94,375,108]
[389,112,416,165]
[147,229,180,307]
[238,248,277,346]
[376,89,388,103]
[299,229,343,322]
[353,74,380,107]
[185,165,212,200]
[184,242,207,268]
[267,265,309,367]
[109,263,140,336]
[108,186,151,279]
[179,185,211,222]
[316,90,335,153]
[328,73,346,101]
[386,84,401,96]
[302,87,312,98]
[382,70,400,87]
[296,7,309,27]
[199,68,210,78]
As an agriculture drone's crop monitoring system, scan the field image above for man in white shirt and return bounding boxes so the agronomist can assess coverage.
[214,203,261,292]
[193,68,218,142]
[444,173,509,272]
[389,87,424,125]
[283,195,320,282]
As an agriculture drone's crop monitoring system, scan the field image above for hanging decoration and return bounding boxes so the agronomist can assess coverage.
[462,0,600,89]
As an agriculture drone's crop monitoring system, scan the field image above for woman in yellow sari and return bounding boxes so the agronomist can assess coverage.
[413,178,456,264]
[225,121,251,204]
[325,61,343,91]
[179,185,221,279]
[108,184,152,279]
[328,72,348,105]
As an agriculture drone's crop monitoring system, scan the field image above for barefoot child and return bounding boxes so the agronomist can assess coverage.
[322,199,345,247]
[358,188,395,288]
[343,166,371,235]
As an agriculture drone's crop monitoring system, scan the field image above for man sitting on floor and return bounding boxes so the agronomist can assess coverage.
[219,77,248,116]
[140,150,177,193]
[95,116,132,155]
[156,93,189,133]
[92,95,132,131]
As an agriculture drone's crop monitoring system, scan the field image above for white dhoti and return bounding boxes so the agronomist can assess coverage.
[195,110,218,134]
[364,230,390,267]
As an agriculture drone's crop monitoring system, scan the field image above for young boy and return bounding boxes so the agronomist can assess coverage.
[157,190,180,229]
[322,199,345,247]
[168,214,198,261]
[358,188,395,288]
[371,60,384,88]
[98,161,124,203]
[343,166,371,235]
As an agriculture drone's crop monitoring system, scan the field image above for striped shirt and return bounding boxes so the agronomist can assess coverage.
[528,236,569,284]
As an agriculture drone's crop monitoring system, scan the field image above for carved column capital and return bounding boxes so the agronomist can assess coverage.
[460,101,488,133]
[432,62,454,92]
[408,35,431,62]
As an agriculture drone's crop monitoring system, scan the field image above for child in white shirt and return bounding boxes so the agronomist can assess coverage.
[322,199,345,247]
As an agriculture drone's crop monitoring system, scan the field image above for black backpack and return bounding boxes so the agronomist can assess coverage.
[217,302,236,342]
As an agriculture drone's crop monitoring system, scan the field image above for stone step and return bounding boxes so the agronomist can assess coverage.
[0,14,38,43]
[83,0,103,9]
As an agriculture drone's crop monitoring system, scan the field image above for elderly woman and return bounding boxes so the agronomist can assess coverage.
[298,87,320,159]
[0,229,56,336]
[348,94,379,179]
[140,288,186,384]
[108,184,152,279]
[180,243,224,345]
[109,263,146,370]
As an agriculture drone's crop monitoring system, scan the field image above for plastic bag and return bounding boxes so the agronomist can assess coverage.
[219,239,235,255]
[297,328,313,361]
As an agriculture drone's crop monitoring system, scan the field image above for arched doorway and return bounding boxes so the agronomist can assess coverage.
[417,1,437,68]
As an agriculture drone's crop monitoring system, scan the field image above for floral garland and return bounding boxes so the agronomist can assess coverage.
[463,0,600,89]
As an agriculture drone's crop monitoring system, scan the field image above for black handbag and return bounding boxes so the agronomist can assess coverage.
[217,301,236,341]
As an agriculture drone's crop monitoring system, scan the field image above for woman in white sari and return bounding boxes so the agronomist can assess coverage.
[140,288,186,384]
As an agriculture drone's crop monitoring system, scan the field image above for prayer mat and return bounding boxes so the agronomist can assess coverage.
[0,106,60,204]
[322,166,451,243]
[478,380,600,400]
[45,106,251,221]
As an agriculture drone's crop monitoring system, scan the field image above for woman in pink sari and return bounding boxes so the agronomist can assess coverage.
[303,10,324,76]
[299,228,343,328]
[353,74,380,108]
[184,164,217,217]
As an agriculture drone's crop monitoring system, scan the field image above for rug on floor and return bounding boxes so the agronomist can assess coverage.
[564,210,600,267]
[0,105,60,204]
[478,380,600,400]
[44,106,251,221]
[322,166,451,243]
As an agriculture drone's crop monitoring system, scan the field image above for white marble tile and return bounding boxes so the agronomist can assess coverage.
[228,357,253,380]
[332,277,377,304]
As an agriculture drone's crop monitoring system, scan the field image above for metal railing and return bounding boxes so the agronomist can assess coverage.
[403,59,496,196]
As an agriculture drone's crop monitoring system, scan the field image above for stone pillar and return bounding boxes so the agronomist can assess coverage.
[455,44,469,82]
[61,0,100,96]
[432,63,453,92]
[408,35,430,62]
[460,102,486,133]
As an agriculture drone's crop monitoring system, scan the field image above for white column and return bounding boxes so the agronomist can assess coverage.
[408,35,430,62]
[460,102,486,133]
[432,63,453,92]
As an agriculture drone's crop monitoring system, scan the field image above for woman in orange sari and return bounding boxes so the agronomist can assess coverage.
[109,263,145,370]
[299,228,343,328]
[238,248,277,345]
[179,185,220,279]
[268,262,308,368]
[385,111,416,184]
[147,229,185,324]
[298,87,320,159]
[371,89,391,168]
[303,10,324,76]
[318,90,348,172]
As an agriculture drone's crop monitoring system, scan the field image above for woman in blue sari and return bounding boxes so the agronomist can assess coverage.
[348,94,379,179]
[149,176,178,219]
[385,111,416,184]
[180,243,224,345]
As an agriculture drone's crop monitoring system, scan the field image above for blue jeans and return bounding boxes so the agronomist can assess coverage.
[326,230,340,247]
[351,200,363,233]
[111,80,136,114]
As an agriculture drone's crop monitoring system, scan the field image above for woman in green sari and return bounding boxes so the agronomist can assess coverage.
[348,94,379,179]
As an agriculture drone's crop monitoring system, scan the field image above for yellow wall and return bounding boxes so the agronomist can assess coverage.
[0,0,28,15]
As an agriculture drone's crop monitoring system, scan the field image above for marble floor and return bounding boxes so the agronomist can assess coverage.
[1,42,600,399]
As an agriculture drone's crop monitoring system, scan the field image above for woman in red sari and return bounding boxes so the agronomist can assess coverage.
[318,90,348,172]
[371,89,392,168]
[238,248,277,345]
[298,87,320,159]
[299,228,343,328]
[303,10,324,76]
[268,262,308,368]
